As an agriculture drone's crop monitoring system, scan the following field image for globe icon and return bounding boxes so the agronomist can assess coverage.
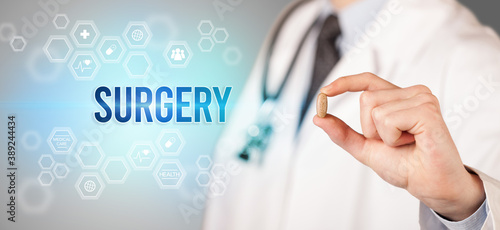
[131,29,144,41]
[84,180,97,192]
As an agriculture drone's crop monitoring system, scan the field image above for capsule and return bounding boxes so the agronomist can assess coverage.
[316,93,327,118]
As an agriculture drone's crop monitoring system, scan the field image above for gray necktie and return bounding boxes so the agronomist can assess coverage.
[298,14,341,127]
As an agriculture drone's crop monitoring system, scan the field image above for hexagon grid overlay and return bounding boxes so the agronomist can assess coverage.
[39,154,55,170]
[43,35,74,63]
[101,157,130,184]
[163,41,193,68]
[76,142,105,169]
[196,155,213,170]
[196,171,212,187]
[47,127,77,154]
[196,20,229,53]
[38,171,55,186]
[123,51,152,78]
[198,37,215,53]
[197,20,214,36]
[156,129,185,156]
[75,173,105,200]
[53,14,70,29]
[52,163,70,179]
[122,21,152,48]
[97,36,127,63]
[70,20,100,48]
[68,51,101,80]
[10,36,26,52]
[127,141,159,171]
[223,46,243,66]
[212,28,229,43]
[154,159,186,189]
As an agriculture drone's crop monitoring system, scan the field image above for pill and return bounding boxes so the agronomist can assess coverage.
[316,93,327,118]
[105,44,117,55]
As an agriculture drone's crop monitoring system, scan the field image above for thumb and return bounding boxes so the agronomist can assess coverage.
[313,114,368,164]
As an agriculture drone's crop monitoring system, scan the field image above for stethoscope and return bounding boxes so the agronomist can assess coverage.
[238,0,326,163]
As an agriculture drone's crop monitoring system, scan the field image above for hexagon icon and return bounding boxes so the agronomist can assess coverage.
[38,171,54,186]
[211,163,231,185]
[53,14,69,29]
[212,28,229,43]
[197,20,214,35]
[153,159,186,189]
[10,36,26,52]
[52,163,70,179]
[75,173,105,200]
[76,142,105,169]
[101,157,130,184]
[196,171,212,187]
[68,51,101,80]
[38,154,55,170]
[70,20,100,48]
[156,129,185,156]
[223,46,243,66]
[196,155,213,170]
[163,41,193,68]
[97,36,127,63]
[209,180,227,196]
[122,21,152,48]
[47,127,77,154]
[198,37,214,52]
[123,52,152,78]
[43,35,73,63]
[127,141,159,170]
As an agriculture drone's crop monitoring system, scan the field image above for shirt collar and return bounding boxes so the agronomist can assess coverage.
[322,0,388,55]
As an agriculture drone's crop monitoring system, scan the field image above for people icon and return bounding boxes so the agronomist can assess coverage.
[171,48,186,61]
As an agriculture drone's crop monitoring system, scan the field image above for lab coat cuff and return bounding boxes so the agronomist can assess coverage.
[431,198,489,230]
[465,165,500,229]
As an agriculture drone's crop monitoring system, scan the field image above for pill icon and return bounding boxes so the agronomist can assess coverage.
[316,93,328,118]
[164,137,176,148]
[105,44,117,55]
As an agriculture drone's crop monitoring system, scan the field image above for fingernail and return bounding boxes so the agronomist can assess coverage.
[320,87,328,94]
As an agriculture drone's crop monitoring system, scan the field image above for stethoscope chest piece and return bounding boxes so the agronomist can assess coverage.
[238,100,277,164]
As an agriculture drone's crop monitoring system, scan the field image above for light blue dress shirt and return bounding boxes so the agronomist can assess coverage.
[326,0,489,228]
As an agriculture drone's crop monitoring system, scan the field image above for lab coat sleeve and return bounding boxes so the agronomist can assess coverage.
[471,167,500,229]
[419,167,500,230]
[432,199,489,230]
[419,200,487,230]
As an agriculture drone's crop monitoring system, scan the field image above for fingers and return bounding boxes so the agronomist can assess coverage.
[372,101,442,147]
[320,72,398,97]
[359,85,432,139]
[316,72,443,154]
[313,114,368,165]
[372,91,440,118]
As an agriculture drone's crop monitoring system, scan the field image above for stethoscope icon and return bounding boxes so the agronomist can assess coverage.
[237,0,322,164]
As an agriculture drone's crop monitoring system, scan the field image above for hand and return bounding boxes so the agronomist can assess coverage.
[313,72,485,221]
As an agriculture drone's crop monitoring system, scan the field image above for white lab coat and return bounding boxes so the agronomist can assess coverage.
[203,0,500,229]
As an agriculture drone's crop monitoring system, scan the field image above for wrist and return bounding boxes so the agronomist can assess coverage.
[431,172,486,221]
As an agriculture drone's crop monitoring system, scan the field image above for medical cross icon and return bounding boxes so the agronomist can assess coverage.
[71,20,100,48]
[80,29,90,39]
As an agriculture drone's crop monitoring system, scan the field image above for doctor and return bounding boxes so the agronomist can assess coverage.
[204,0,500,229]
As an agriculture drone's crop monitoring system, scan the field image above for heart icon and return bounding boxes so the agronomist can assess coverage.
[142,150,150,155]
[84,60,91,65]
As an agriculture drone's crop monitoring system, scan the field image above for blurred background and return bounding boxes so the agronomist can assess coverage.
[0,0,498,230]
[459,0,499,33]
